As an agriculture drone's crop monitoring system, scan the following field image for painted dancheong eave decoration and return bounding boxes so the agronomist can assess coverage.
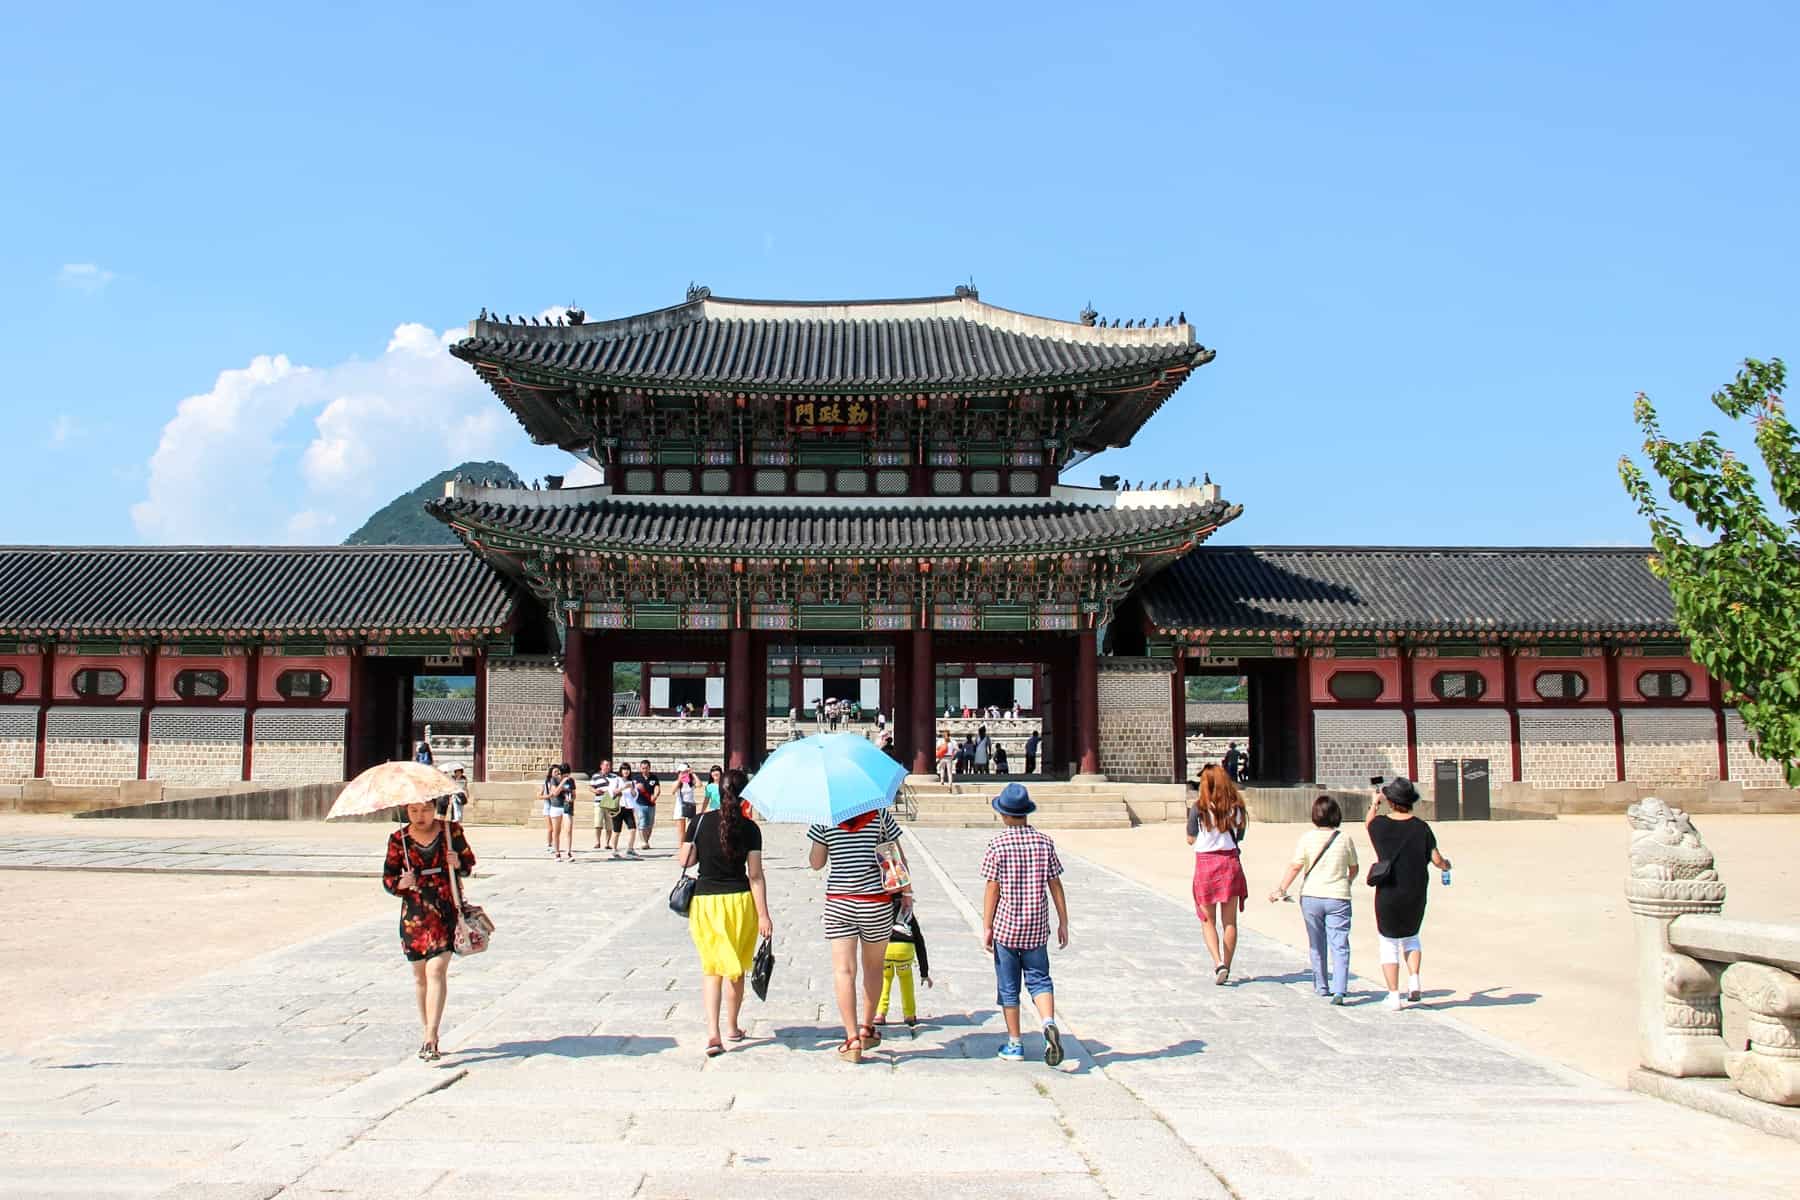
[428,492,1242,634]
[452,288,1215,472]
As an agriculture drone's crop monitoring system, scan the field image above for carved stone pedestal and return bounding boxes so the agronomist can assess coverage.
[1722,962,1800,1106]
[1626,798,1728,1077]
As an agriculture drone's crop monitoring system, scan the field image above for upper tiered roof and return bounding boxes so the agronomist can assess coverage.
[454,287,1213,452]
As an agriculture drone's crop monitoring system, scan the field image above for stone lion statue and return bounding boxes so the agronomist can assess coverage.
[1627,797,1719,883]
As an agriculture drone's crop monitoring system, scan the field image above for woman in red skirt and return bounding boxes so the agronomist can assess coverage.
[1186,764,1248,984]
[382,800,476,1061]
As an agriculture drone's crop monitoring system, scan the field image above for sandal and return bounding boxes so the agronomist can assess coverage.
[836,1037,863,1064]
[421,1042,441,1062]
[705,1040,724,1058]
[1214,965,1230,986]
[727,1029,747,1043]
[859,1024,882,1048]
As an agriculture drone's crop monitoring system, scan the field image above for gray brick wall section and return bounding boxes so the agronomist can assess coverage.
[251,708,347,784]
[1313,710,1408,789]
[1725,710,1794,789]
[43,707,139,786]
[1622,706,1717,789]
[1518,708,1614,789]
[1097,660,1173,781]
[0,705,37,783]
[487,656,563,780]
[147,708,246,786]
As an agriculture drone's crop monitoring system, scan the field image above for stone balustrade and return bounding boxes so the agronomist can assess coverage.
[1626,797,1800,1133]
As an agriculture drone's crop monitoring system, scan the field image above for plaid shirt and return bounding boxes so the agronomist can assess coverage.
[980,824,1064,949]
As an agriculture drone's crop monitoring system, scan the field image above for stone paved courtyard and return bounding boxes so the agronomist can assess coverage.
[3,826,1799,1198]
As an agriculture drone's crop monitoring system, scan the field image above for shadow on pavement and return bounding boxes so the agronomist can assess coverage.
[1416,986,1542,1011]
[451,1035,679,1063]
[1078,1037,1207,1067]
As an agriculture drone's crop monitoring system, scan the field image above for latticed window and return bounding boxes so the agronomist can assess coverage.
[1327,671,1385,701]
[275,669,332,700]
[72,668,126,698]
[0,667,22,696]
[1533,670,1588,701]
[1638,670,1691,700]
[173,669,229,699]
[1431,670,1487,700]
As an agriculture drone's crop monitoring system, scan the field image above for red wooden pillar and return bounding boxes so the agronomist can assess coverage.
[726,629,752,770]
[1605,647,1626,782]
[1075,628,1100,776]
[562,626,586,769]
[1399,645,1418,781]
[33,642,54,779]
[472,647,488,783]
[1708,673,1729,781]
[1502,644,1522,781]
[1169,648,1188,784]
[242,644,261,782]
[639,662,651,716]
[909,629,934,775]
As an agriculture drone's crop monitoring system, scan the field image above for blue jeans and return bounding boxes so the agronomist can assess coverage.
[1300,897,1351,997]
[994,943,1054,1008]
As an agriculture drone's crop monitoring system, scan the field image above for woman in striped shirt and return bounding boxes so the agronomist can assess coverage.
[807,807,911,1063]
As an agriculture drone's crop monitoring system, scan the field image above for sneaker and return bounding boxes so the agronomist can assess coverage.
[627,850,641,859]
[1407,989,1421,1004]
[1385,993,1406,1012]
[997,1040,1025,1062]
[1043,1023,1064,1068]
[1330,994,1347,1006]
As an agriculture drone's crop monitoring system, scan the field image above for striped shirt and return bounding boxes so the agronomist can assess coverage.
[807,809,903,896]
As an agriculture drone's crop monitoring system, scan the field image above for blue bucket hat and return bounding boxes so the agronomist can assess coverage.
[992,782,1036,817]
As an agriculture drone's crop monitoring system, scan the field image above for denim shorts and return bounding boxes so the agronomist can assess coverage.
[993,942,1053,1007]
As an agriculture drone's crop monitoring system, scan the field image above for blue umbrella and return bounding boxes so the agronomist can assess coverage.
[743,733,906,825]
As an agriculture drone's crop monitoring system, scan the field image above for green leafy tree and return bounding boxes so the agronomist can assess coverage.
[1620,358,1800,785]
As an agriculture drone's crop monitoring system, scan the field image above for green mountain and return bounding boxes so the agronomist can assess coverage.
[342,460,522,545]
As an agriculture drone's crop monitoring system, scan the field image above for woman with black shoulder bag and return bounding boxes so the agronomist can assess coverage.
[677,768,773,1057]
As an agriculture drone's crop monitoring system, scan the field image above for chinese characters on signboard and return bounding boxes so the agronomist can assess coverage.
[787,398,876,434]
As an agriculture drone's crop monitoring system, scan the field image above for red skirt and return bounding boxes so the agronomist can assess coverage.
[1192,849,1248,913]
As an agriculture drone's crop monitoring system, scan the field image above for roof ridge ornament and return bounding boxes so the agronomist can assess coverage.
[1080,303,1098,327]
[687,282,711,302]
[567,303,584,326]
[954,281,979,299]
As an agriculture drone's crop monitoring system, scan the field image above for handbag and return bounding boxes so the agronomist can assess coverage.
[669,871,698,917]
[438,832,493,956]
[875,839,911,892]
[1366,858,1394,888]
[750,936,775,1001]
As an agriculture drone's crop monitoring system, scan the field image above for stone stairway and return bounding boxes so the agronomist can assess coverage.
[900,778,1134,829]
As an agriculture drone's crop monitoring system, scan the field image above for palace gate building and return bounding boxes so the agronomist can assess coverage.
[0,287,1791,809]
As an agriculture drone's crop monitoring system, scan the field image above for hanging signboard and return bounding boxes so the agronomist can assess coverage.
[787,397,876,434]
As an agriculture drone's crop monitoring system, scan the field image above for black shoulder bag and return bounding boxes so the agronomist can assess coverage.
[669,813,702,917]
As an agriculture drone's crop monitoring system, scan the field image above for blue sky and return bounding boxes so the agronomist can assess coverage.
[3,2,1794,547]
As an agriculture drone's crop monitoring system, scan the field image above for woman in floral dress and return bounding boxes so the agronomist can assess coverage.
[382,800,477,1061]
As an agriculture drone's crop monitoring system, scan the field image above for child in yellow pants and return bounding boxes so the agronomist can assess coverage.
[876,906,931,1029]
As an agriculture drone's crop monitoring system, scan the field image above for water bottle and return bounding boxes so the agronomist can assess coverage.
[1441,868,1452,886]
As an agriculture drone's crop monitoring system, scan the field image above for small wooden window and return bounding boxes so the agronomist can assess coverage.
[0,667,22,697]
[1638,670,1691,700]
[1327,671,1385,701]
[1533,670,1588,701]
[275,669,332,700]
[173,669,229,699]
[1431,670,1487,700]
[72,668,126,698]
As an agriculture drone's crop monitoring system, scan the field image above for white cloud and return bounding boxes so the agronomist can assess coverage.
[132,321,573,544]
[57,263,115,292]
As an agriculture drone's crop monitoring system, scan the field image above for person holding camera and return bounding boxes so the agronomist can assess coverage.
[1365,776,1452,1010]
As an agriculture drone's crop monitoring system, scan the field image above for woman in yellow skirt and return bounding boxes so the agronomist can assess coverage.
[678,768,773,1057]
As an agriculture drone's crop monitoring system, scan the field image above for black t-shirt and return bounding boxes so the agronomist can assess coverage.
[683,810,762,895]
[638,772,660,805]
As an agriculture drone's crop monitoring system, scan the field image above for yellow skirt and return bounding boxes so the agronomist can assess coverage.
[689,891,758,979]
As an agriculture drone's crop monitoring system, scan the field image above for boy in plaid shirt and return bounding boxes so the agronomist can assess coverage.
[980,783,1070,1066]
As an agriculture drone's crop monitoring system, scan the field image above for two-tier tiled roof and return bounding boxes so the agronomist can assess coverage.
[454,290,1213,451]
[429,494,1241,560]
[0,546,518,639]
[1140,546,1678,637]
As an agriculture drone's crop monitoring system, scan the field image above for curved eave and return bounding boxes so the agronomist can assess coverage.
[427,499,1242,565]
